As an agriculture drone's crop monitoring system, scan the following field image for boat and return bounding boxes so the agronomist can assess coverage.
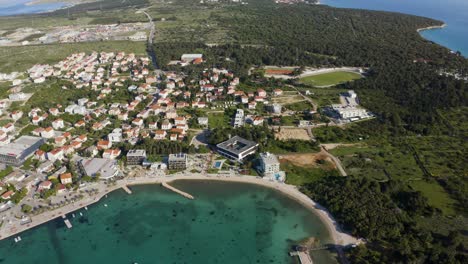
[104,204,108,207]
[79,212,83,216]
[84,206,88,210]
[72,213,75,218]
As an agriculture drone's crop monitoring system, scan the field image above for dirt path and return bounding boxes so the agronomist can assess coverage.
[320,145,347,176]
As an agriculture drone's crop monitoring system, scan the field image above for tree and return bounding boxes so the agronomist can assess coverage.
[21,204,32,213]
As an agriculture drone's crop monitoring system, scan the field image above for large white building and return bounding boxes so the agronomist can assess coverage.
[78,157,119,180]
[259,152,280,175]
[0,136,45,166]
[330,90,371,120]
[181,54,203,63]
[216,136,258,162]
[333,106,369,119]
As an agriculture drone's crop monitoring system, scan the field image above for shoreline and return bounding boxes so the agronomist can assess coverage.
[416,23,447,32]
[0,174,359,247]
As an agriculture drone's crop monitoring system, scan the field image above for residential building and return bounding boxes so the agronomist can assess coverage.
[233,109,245,127]
[259,152,280,175]
[103,149,121,160]
[168,153,187,170]
[47,148,64,161]
[60,173,73,184]
[126,149,146,165]
[198,117,209,126]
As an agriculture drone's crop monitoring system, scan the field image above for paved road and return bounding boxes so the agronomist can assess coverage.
[142,11,159,70]
[143,11,155,45]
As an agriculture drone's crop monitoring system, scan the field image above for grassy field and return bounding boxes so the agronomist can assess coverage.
[300,71,361,87]
[409,180,457,215]
[207,112,230,128]
[330,143,424,182]
[0,41,146,73]
[13,79,91,113]
[281,161,339,186]
[303,88,348,107]
[329,140,459,215]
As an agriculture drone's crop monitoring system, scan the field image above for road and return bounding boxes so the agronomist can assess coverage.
[143,11,155,45]
[142,10,159,70]
[320,145,348,176]
[288,85,318,111]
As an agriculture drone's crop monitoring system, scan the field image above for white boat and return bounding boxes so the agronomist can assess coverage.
[104,204,108,207]
[79,212,83,216]
[72,214,75,218]
[84,206,88,210]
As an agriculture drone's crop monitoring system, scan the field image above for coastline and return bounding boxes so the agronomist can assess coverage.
[0,174,359,247]
[417,23,447,32]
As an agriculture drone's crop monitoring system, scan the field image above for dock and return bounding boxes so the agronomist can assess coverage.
[290,251,313,264]
[162,182,194,199]
[64,219,72,229]
[122,185,132,194]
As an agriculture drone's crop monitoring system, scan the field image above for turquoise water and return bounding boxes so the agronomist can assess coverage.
[322,0,468,57]
[0,181,336,264]
[0,0,66,16]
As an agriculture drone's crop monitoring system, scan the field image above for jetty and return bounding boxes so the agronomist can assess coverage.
[290,251,314,264]
[122,185,132,194]
[162,182,194,199]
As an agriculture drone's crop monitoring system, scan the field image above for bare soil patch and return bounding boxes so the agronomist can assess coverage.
[275,128,310,140]
[279,152,336,169]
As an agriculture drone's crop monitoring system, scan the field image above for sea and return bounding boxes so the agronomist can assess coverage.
[322,0,468,57]
[0,181,337,264]
[0,0,67,16]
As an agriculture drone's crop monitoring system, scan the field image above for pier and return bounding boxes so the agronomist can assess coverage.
[122,185,132,194]
[289,251,314,264]
[162,182,194,199]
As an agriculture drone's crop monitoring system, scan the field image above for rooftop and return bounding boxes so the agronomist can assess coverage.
[216,136,258,155]
[79,158,118,179]
[127,149,146,157]
[260,152,280,165]
[0,136,44,157]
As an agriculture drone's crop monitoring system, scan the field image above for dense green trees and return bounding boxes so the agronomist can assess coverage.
[303,177,466,263]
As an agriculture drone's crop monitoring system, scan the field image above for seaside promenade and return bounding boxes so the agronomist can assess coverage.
[0,172,359,248]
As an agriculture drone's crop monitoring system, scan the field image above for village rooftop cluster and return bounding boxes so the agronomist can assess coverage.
[0,50,293,216]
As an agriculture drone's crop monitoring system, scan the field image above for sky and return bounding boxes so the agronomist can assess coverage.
[0,0,31,8]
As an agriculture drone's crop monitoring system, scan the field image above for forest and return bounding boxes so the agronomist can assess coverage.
[303,177,466,263]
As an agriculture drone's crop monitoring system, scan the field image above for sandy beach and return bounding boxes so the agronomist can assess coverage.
[0,173,359,247]
[417,23,447,32]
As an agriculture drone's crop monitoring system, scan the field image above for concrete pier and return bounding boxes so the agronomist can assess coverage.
[290,251,313,264]
[122,185,132,194]
[162,182,194,199]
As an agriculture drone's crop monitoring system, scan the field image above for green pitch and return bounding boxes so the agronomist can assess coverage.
[300,71,361,87]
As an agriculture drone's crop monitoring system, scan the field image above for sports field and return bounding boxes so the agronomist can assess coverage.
[300,71,361,87]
